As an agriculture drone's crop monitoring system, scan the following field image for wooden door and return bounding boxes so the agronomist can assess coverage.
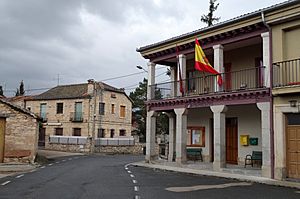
[225,63,232,91]
[0,118,5,163]
[286,125,300,179]
[38,128,45,147]
[226,118,238,164]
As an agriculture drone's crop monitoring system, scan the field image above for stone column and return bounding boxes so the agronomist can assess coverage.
[274,107,286,180]
[210,105,227,171]
[165,112,176,162]
[174,108,188,164]
[177,54,186,96]
[145,110,157,162]
[257,102,271,178]
[147,62,156,100]
[170,66,178,98]
[213,44,224,92]
[261,32,270,88]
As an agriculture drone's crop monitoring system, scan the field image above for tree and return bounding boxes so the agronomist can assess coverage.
[19,80,25,96]
[15,88,20,96]
[201,0,220,27]
[129,78,168,142]
[0,86,3,96]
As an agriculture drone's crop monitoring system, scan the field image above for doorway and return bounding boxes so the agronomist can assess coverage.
[38,127,46,147]
[226,118,238,164]
[286,114,300,179]
[0,118,5,163]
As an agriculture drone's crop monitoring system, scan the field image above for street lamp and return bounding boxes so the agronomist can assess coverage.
[136,65,148,73]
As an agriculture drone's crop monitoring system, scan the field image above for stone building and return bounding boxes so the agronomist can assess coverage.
[25,80,132,152]
[0,98,39,163]
[137,0,300,181]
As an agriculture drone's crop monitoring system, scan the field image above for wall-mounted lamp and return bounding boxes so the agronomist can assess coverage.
[289,100,297,107]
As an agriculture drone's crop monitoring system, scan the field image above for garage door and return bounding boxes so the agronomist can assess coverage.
[286,114,300,179]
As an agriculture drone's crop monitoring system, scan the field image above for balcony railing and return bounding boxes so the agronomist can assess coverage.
[39,113,48,122]
[150,67,265,100]
[273,58,300,88]
[70,112,83,122]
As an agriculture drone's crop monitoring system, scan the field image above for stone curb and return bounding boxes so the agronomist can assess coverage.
[131,161,300,190]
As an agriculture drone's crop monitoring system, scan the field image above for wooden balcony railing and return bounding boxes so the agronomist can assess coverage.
[149,67,265,100]
[273,58,300,88]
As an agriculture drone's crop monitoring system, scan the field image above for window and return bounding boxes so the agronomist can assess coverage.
[187,127,205,147]
[119,129,126,136]
[40,103,47,119]
[110,129,115,138]
[120,105,126,118]
[99,103,105,115]
[56,103,63,114]
[111,104,115,114]
[98,128,105,138]
[55,128,63,136]
[73,128,81,136]
[74,102,83,121]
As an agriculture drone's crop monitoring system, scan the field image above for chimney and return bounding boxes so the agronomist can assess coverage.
[87,79,95,95]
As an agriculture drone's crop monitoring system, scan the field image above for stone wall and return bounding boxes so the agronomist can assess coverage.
[45,143,91,153]
[95,144,144,154]
[0,103,38,163]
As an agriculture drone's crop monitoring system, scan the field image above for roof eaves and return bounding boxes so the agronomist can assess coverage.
[136,0,299,52]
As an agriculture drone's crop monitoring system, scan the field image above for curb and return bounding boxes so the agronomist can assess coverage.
[131,162,300,190]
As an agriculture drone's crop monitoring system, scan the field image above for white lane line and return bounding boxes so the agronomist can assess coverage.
[74,157,79,159]
[62,160,66,162]
[134,195,141,199]
[30,169,36,173]
[55,161,60,164]
[132,180,137,184]
[124,163,131,168]
[130,174,135,178]
[134,186,139,192]
[15,174,24,179]
[48,163,53,166]
[40,166,46,169]
[68,158,72,160]
[127,171,132,174]
[125,167,128,170]
[1,181,11,186]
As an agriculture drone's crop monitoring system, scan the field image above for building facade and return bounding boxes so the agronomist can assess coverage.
[137,0,300,180]
[0,98,39,163]
[25,80,132,152]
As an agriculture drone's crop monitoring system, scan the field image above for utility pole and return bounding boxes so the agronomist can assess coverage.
[91,80,97,153]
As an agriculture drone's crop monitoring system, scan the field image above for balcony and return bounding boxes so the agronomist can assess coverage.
[39,113,48,123]
[150,67,265,100]
[273,58,300,91]
[70,112,83,122]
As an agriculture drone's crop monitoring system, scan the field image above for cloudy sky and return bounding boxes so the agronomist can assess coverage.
[0,0,286,96]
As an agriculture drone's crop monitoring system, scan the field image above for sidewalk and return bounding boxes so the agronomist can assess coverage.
[37,149,84,159]
[131,161,300,190]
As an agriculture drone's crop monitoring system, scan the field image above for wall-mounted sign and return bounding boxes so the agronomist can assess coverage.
[249,138,258,145]
[240,135,249,146]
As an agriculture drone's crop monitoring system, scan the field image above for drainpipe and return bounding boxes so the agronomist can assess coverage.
[261,11,274,179]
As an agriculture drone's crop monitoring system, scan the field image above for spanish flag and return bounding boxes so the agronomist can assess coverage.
[195,38,222,86]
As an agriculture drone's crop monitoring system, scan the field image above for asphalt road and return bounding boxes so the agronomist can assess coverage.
[0,155,299,199]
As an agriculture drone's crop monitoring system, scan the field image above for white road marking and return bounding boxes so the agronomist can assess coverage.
[130,174,135,178]
[1,181,11,186]
[133,180,137,184]
[55,161,60,164]
[74,157,79,159]
[125,167,128,170]
[62,160,66,162]
[124,163,131,168]
[68,158,72,160]
[40,166,46,169]
[134,186,139,192]
[30,169,36,173]
[296,191,300,194]
[134,196,140,199]
[166,182,252,192]
[127,171,132,174]
[15,174,24,179]
[48,163,53,166]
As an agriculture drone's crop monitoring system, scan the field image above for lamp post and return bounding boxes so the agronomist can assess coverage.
[136,65,148,73]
